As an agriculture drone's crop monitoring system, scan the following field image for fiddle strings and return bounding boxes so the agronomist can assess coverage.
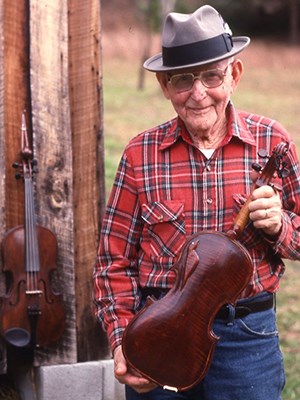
[25,176,40,294]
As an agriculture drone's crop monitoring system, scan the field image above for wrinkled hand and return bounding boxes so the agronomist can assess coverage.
[248,185,282,237]
[114,345,158,394]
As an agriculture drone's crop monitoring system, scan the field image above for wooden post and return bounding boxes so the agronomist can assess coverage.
[0,0,32,374]
[68,0,108,361]
[0,0,106,371]
[1,0,31,226]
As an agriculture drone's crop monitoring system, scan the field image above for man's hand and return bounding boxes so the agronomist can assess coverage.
[248,185,282,237]
[113,345,158,394]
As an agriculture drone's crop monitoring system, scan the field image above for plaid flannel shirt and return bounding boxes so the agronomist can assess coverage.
[93,102,300,352]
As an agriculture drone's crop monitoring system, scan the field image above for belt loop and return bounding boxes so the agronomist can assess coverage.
[226,304,235,326]
[273,292,276,311]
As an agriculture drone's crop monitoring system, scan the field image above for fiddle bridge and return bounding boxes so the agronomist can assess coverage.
[26,290,43,295]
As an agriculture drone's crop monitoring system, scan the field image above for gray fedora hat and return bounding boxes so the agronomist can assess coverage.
[144,5,250,72]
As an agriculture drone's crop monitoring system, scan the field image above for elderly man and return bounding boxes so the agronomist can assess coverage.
[94,5,300,400]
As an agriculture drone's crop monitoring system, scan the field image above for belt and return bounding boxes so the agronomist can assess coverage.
[215,293,275,320]
[142,289,275,319]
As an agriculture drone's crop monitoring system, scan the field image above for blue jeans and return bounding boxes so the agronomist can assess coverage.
[125,293,285,400]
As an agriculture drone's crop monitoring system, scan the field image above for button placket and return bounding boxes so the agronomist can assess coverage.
[202,157,215,208]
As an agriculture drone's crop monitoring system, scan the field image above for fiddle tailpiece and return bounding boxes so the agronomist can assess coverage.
[0,112,65,348]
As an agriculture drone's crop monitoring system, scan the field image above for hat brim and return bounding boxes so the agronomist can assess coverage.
[143,36,250,72]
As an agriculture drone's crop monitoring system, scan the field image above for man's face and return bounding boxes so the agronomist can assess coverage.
[157,59,243,138]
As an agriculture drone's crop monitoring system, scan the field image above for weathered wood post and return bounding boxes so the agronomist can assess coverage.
[0,0,107,380]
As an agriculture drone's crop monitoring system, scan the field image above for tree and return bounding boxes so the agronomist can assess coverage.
[289,0,299,44]
[136,0,176,90]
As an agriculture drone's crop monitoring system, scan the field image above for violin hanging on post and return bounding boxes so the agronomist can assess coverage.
[122,142,289,392]
[0,113,65,348]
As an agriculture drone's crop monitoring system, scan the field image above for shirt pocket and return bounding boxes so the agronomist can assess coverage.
[141,201,186,258]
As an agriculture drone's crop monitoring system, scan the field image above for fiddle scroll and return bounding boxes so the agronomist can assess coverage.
[0,113,65,347]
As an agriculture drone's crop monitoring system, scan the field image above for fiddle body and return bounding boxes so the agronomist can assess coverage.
[0,224,65,347]
[122,231,253,391]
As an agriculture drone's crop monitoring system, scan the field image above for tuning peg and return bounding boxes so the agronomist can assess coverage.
[252,163,262,172]
[30,159,38,174]
[278,168,290,179]
[277,161,290,179]
[12,162,21,169]
[257,149,269,159]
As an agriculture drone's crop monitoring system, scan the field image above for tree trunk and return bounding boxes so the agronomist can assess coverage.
[289,0,299,44]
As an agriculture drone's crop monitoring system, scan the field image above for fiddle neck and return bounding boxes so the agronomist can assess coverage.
[24,175,40,272]
[227,142,289,240]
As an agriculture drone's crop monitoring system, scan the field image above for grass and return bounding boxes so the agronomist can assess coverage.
[102,39,300,398]
[277,261,300,398]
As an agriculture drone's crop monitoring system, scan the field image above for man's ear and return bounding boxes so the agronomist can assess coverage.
[231,59,244,92]
[156,72,171,100]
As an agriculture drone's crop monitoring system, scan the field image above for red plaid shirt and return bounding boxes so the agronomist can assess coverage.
[93,102,300,352]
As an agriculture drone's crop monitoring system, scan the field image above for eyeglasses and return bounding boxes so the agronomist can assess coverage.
[168,64,232,93]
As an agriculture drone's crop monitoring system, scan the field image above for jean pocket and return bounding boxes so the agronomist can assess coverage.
[237,308,278,338]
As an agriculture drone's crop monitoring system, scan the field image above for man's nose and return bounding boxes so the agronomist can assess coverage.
[191,78,207,97]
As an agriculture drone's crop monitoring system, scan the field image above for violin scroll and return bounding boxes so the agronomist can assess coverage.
[230,141,290,238]
[253,142,290,185]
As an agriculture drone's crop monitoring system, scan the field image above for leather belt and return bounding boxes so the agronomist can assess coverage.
[141,289,275,320]
[215,293,275,320]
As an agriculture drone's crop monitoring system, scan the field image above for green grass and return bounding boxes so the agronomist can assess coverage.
[233,67,300,139]
[277,261,300,398]
[102,40,300,398]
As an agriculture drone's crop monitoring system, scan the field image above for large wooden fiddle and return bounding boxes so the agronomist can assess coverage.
[122,142,289,391]
[0,113,65,348]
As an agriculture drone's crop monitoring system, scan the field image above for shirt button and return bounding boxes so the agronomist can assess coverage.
[158,215,164,221]
[207,198,213,204]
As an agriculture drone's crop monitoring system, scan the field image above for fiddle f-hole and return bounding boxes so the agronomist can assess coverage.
[39,278,55,304]
[9,279,27,307]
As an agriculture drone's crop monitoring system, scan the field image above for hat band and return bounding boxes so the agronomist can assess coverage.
[162,33,233,67]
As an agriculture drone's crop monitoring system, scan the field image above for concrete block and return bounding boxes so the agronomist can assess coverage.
[101,359,125,400]
[35,360,125,400]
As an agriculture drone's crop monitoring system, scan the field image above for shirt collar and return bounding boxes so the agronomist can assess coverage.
[227,102,256,146]
[159,118,184,150]
[160,102,256,151]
